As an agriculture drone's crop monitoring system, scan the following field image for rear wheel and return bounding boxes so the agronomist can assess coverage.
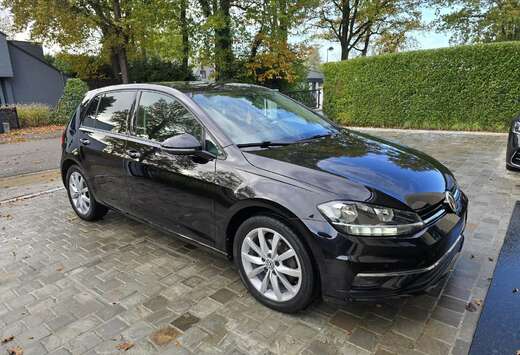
[234,215,316,313]
[66,166,108,221]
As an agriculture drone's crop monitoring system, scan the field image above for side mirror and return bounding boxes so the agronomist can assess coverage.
[161,133,217,160]
[161,133,202,155]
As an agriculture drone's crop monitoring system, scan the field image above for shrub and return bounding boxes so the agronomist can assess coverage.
[55,78,89,122]
[323,42,520,132]
[15,104,54,128]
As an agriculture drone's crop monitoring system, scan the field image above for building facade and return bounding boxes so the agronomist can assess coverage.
[0,32,66,107]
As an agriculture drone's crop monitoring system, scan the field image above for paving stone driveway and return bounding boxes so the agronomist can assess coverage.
[1,129,519,355]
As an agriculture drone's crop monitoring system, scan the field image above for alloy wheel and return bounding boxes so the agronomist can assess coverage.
[69,171,91,215]
[241,227,302,302]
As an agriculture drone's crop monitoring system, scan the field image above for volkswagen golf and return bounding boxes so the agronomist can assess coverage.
[60,82,467,313]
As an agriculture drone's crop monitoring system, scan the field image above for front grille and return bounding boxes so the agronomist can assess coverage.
[417,186,462,224]
[419,202,444,221]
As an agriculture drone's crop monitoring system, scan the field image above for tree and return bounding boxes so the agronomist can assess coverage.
[242,0,316,88]
[2,0,193,83]
[306,46,322,69]
[3,0,131,82]
[316,0,422,60]
[433,0,520,43]
[197,0,235,80]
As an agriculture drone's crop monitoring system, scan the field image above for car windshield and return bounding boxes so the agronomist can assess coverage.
[191,89,338,146]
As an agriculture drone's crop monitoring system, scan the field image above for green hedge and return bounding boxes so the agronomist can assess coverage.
[323,42,520,131]
[55,78,89,122]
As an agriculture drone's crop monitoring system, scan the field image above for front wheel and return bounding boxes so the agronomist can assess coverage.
[234,215,316,313]
[66,166,108,221]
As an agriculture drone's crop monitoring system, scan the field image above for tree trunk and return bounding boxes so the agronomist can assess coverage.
[340,0,351,60]
[361,27,371,56]
[214,0,233,80]
[112,0,130,83]
[278,0,288,44]
[340,42,349,60]
[117,47,130,83]
[110,50,122,82]
[180,0,190,79]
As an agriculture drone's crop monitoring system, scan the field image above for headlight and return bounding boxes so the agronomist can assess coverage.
[317,201,423,236]
[513,121,520,134]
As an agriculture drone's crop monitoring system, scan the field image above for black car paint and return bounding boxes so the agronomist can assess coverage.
[506,114,520,169]
[61,83,467,303]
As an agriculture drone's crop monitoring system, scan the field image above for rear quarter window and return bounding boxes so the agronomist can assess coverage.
[81,95,100,128]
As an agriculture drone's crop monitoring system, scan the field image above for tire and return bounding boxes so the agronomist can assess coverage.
[66,165,108,221]
[506,163,520,172]
[233,215,316,313]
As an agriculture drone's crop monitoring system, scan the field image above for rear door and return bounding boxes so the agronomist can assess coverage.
[78,90,136,210]
[123,90,218,246]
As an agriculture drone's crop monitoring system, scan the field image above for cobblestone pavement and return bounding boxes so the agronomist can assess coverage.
[1,130,519,355]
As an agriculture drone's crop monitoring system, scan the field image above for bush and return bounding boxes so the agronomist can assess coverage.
[128,57,194,82]
[15,104,55,128]
[323,42,520,132]
[55,78,89,122]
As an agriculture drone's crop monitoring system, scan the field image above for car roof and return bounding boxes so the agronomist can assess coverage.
[88,81,273,96]
[155,81,273,93]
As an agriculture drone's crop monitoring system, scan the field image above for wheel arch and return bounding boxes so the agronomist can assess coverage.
[61,158,80,185]
[224,198,323,293]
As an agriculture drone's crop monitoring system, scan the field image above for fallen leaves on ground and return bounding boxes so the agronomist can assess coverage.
[1,335,14,344]
[0,125,63,144]
[115,341,134,351]
[7,346,23,355]
[150,327,181,346]
[466,299,483,312]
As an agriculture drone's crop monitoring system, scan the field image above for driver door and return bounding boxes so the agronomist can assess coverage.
[124,90,217,246]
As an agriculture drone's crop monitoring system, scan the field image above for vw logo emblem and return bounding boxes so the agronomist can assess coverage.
[445,191,457,213]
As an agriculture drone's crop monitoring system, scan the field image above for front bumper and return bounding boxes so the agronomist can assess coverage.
[316,191,468,303]
[346,233,463,301]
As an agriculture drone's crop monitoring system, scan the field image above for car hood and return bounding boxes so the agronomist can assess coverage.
[242,130,456,211]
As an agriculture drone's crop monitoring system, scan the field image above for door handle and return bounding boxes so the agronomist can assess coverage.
[80,138,90,145]
[126,150,141,159]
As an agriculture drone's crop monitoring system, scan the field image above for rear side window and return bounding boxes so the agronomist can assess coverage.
[134,91,203,143]
[82,95,100,128]
[96,91,135,133]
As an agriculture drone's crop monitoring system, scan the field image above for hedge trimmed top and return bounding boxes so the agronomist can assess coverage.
[323,42,520,132]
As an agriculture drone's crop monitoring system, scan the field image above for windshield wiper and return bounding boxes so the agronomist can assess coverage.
[297,132,335,142]
[237,141,293,148]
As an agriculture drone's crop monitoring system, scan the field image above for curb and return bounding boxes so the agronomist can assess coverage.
[349,126,508,136]
[0,186,64,205]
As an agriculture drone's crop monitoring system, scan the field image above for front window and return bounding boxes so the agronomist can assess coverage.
[96,91,135,133]
[134,91,203,143]
[191,90,337,145]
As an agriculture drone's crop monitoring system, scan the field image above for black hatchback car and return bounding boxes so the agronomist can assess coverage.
[61,82,467,313]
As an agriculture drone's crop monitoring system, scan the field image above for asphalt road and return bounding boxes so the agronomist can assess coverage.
[0,137,61,178]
